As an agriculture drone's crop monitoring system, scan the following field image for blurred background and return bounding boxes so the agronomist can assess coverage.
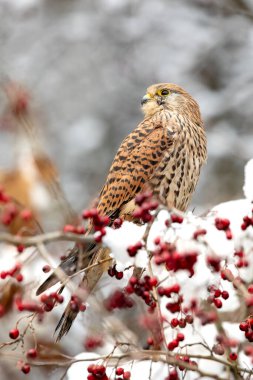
[1,0,253,218]
[0,0,253,378]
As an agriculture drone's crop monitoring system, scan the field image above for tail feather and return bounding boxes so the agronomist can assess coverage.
[55,303,78,341]
[54,247,111,340]
[36,251,79,296]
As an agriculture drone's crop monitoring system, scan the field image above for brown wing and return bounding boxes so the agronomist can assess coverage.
[97,114,174,218]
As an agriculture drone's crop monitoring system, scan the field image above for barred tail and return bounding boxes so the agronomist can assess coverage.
[36,246,80,296]
[54,247,111,340]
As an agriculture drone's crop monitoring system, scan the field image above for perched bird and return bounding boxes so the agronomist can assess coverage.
[37,83,207,339]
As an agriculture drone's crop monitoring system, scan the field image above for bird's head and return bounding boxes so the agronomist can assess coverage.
[141,83,202,124]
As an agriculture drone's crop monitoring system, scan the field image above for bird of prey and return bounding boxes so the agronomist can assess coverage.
[37,83,207,339]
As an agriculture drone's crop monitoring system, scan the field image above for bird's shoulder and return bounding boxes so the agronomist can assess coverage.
[117,110,179,155]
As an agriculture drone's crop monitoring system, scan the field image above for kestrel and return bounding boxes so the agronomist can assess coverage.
[37,83,207,339]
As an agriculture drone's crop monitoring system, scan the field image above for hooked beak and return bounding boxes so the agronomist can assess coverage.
[141,93,152,106]
[157,96,165,106]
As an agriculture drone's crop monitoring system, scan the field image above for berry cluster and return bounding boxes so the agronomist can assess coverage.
[69,294,86,312]
[63,224,86,234]
[193,228,207,240]
[234,250,249,268]
[1,203,18,226]
[115,367,131,379]
[170,213,184,224]
[127,241,143,257]
[82,209,110,231]
[87,364,108,380]
[216,334,238,351]
[0,199,33,227]
[214,218,232,240]
[125,276,157,309]
[158,283,183,314]
[206,255,221,272]
[108,264,124,280]
[170,315,193,328]
[158,283,180,297]
[0,263,23,282]
[207,285,229,309]
[167,332,185,351]
[40,292,64,312]
[84,335,104,351]
[82,208,110,242]
[239,316,253,342]
[165,251,198,277]
[241,212,253,230]
[153,240,198,276]
[104,290,134,311]
[175,355,197,371]
[15,296,44,313]
[133,191,159,223]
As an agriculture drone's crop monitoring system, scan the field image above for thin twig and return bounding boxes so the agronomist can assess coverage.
[0,231,94,247]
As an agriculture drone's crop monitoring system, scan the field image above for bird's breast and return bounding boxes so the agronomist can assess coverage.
[150,134,203,212]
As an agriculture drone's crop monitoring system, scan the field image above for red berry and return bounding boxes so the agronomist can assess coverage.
[42,265,51,273]
[123,371,131,379]
[115,271,124,280]
[149,277,158,287]
[63,224,75,233]
[154,236,160,245]
[221,269,233,281]
[167,369,179,380]
[171,214,183,223]
[20,209,32,221]
[17,244,25,253]
[21,363,30,374]
[113,218,123,229]
[16,273,23,282]
[229,352,237,361]
[239,322,249,331]
[26,348,37,359]
[214,289,221,298]
[9,328,19,339]
[167,339,178,351]
[171,318,179,328]
[214,298,222,308]
[248,285,253,294]
[178,318,186,328]
[221,290,229,299]
[116,367,124,376]
[171,283,180,293]
[225,229,233,240]
[185,315,194,324]
[147,337,154,346]
[176,333,185,341]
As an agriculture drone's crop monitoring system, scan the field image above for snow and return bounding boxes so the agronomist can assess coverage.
[66,158,253,380]
[243,158,253,201]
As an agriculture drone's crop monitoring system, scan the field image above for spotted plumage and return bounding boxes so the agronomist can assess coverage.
[37,83,207,339]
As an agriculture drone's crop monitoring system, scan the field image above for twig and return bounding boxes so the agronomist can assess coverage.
[0,231,94,247]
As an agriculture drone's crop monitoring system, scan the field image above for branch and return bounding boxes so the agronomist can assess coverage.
[0,231,95,247]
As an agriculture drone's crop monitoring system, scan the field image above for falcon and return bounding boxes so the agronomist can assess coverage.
[37,83,207,339]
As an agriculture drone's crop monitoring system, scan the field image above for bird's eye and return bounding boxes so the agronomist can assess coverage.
[160,89,170,96]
